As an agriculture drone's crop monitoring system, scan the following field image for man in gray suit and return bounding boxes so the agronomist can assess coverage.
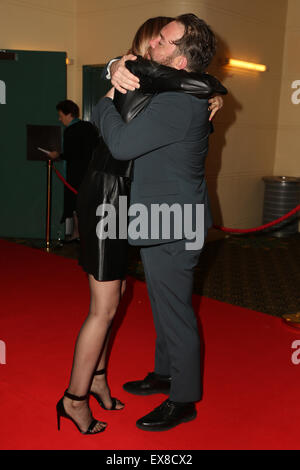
[96,13,219,431]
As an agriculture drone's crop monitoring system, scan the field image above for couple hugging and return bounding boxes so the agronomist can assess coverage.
[56,13,227,434]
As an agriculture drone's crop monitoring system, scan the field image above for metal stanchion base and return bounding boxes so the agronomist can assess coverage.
[46,240,65,252]
[28,239,63,252]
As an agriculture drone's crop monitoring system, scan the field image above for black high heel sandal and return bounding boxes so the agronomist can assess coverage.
[56,389,107,434]
[90,369,125,411]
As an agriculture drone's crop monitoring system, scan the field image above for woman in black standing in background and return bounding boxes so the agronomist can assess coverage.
[49,100,99,241]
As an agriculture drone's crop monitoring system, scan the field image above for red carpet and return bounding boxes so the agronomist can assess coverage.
[0,239,299,450]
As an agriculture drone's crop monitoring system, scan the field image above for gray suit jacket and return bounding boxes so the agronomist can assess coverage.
[96,91,213,247]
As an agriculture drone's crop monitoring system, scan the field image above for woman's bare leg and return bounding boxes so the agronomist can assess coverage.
[90,279,127,409]
[62,276,123,432]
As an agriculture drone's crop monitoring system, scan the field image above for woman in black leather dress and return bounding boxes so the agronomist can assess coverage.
[56,16,227,435]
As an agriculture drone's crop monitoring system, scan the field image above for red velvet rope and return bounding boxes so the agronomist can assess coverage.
[52,164,78,195]
[52,164,300,234]
[213,204,300,234]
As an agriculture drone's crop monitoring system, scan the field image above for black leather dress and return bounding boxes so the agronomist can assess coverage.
[76,56,227,281]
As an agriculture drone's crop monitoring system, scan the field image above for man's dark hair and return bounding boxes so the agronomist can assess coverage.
[56,100,79,118]
[174,13,217,73]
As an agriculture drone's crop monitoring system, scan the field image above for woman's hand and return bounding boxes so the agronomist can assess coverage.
[105,87,115,100]
[110,54,140,94]
[208,95,224,121]
[48,151,60,159]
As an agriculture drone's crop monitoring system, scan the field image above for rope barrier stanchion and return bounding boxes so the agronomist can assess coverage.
[46,159,53,252]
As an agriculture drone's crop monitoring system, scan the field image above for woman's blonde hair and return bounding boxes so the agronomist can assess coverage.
[128,16,173,58]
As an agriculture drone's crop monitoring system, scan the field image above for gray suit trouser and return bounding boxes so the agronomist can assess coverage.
[140,239,202,402]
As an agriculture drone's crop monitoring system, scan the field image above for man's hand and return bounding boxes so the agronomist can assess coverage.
[48,151,60,160]
[208,95,224,121]
[105,87,115,100]
[110,54,140,94]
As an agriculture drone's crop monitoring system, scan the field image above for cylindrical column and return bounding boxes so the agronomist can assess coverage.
[263,176,300,237]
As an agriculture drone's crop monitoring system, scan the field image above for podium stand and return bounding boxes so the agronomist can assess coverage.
[46,159,52,252]
[27,124,62,251]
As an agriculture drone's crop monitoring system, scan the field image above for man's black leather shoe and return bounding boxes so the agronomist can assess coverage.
[123,372,171,396]
[136,399,196,431]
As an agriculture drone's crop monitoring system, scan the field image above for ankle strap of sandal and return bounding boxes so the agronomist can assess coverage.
[94,368,105,376]
[64,389,88,401]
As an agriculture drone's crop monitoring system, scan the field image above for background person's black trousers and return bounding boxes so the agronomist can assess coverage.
[140,239,203,403]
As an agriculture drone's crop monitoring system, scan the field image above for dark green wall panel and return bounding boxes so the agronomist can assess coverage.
[0,50,66,239]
